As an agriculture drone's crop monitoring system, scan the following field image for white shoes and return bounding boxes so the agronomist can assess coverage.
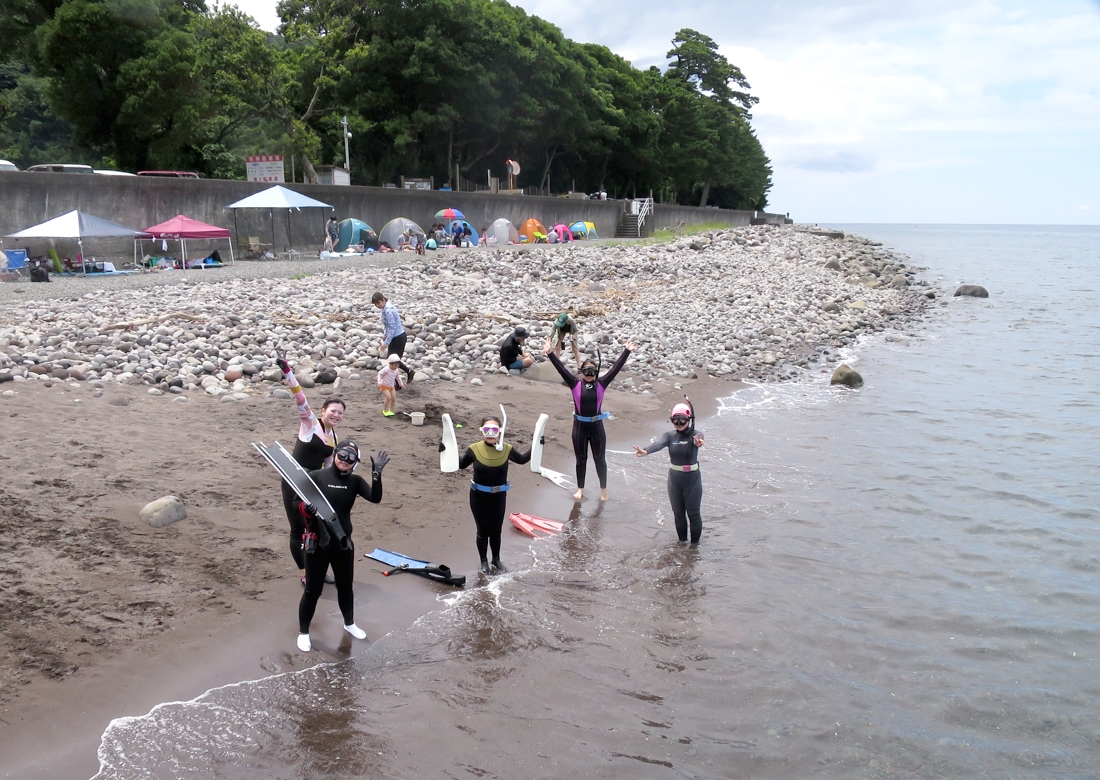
[296,633,312,652]
[343,623,367,640]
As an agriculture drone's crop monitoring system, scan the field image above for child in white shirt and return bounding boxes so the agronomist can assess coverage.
[378,353,404,417]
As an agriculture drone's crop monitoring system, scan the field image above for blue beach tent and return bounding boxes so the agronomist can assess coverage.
[334,218,373,251]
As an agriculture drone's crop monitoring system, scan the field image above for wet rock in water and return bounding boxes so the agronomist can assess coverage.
[889,274,908,289]
[140,495,187,528]
[830,364,864,388]
[954,284,989,298]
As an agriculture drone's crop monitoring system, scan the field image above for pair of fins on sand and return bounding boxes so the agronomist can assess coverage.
[252,406,569,590]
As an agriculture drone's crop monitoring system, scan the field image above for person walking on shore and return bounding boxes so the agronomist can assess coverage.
[457,415,532,574]
[543,338,635,501]
[324,216,339,252]
[633,402,705,543]
[377,354,404,417]
[276,357,343,584]
[297,442,389,651]
[371,292,414,384]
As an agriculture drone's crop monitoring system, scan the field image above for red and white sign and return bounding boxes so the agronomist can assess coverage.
[245,155,285,183]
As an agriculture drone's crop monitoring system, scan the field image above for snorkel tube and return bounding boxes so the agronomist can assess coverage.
[684,395,696,437]
[496,403,507,451]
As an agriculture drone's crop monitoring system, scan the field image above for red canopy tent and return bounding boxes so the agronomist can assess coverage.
[141,214,234,268]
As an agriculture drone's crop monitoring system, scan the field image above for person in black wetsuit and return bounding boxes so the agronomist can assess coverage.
[296,441,389,652]
[633,403,705,543]
[457,416,533,574]
[543,339,636,501]
[276,357,344,585]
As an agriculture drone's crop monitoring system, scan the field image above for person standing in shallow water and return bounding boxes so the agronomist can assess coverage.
[457,416,532,574]
[543,338,636,501]
[297,441,388,652]
[633,403,705,543]
[277,357,343,585]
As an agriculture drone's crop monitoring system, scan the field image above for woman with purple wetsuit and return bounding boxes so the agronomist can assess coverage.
[543,339,635,501]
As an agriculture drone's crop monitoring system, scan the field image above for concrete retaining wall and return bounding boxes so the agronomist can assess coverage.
[0,171,785,261]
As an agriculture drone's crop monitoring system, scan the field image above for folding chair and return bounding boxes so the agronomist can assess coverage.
[2,248,28,278]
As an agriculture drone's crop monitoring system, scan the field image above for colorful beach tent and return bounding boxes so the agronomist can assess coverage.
[483,218,520,245]
[519,218,548,244]
[570,221,598,239]
[142,214,234,267]
[224,185,333,252]
[335,218,373,251]
[379,217,426,249]
[5,210,151,275]
[550,223,573,242]
[448,220,480,246]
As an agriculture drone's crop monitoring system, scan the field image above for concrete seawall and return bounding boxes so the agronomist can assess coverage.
[0,172,786,261]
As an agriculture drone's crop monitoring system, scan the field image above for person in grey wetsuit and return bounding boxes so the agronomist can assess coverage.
[633,403,705,543]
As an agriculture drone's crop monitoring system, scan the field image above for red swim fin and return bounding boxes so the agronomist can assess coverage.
[510,512,564,538]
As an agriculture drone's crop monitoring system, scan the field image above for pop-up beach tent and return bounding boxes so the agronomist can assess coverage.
[224,185,333,253]
[484,218,520,245]
[448,220,480,246]
[334,218,374,252]
[142,214,234,267]
[519,218,548,243]
[550,223,574,242]
[5,210,151,275]
[570,221,598,239]
[379,217,425,249]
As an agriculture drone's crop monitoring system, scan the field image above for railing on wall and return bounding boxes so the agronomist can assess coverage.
[636,197,653,236]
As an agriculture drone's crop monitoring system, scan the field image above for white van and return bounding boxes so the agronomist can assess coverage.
[0,160,18,172]
[26,163,94,174]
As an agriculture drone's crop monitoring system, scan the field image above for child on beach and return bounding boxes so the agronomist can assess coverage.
[378,353,404,417]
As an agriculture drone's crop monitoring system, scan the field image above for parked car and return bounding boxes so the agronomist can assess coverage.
[93,169,137,176]
[0,160,18,172]
[26,163,94,174]
[136,170,200,178]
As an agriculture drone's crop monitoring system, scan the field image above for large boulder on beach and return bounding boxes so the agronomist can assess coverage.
[830,364,863,388]
[315,369,338,384]
[140,495,187,528]
[954,284,988,298]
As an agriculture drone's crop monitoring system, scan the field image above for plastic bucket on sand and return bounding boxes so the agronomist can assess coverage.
[410,412,425,426]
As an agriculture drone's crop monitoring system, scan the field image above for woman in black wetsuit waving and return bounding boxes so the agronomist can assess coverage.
[633,403,705,543]
[458,416,532,574]
[296,441,389,652]
[276,357,344,585]
[543,339,636,501]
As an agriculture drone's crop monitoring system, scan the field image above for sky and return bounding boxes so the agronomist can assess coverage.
[230,0,1100,224]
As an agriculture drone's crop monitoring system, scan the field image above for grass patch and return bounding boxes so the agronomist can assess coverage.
[650,221,737,243]
[290,272,311,280]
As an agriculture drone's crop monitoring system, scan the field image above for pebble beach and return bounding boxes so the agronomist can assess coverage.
[0,225,933,394]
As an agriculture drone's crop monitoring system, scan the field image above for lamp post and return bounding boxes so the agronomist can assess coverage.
[342,115,352,179]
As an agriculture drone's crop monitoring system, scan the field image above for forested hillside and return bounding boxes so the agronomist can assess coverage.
[0,0,772,208]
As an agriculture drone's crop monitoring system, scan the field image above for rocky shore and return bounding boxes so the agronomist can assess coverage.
[0,225,933,395]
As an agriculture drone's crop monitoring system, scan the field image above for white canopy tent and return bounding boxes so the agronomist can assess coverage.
[4,210,151,275]
[224,185,333,254]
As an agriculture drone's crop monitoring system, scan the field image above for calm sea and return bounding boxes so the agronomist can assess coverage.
[94,225,1100,779]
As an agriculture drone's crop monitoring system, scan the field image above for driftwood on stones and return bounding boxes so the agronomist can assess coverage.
[101,313,206,331]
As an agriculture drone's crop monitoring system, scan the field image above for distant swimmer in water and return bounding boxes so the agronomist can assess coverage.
[543,338,635,501]
[633,402,705,543]
[456,415,533,574]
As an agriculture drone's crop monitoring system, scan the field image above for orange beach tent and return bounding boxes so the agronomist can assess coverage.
[519,218,547,243]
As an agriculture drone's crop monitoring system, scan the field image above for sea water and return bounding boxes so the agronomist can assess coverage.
[94,225,1100,779]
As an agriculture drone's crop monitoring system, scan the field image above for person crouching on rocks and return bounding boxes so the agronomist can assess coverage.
[457,415,532,574]
[296,441,389,652]
[633,403,705,544]
[499,326,534,374]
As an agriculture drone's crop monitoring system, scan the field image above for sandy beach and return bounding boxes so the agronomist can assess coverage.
[0,226,928,778]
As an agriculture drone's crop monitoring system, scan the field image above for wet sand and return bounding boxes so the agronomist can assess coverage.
[0,359,730,779]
